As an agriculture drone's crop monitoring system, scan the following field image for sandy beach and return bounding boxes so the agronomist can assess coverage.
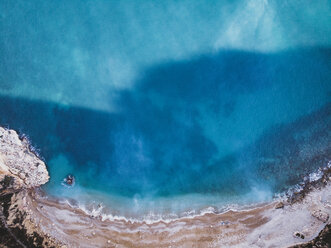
[20,182,331,247]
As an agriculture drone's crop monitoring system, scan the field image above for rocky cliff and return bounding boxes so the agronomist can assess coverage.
[0,127,56,247]
[0,127,49,194]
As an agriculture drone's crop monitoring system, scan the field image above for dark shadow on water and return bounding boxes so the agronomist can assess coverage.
[0,47,330,197]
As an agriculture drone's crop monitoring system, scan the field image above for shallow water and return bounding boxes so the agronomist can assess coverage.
[0,0,331,218]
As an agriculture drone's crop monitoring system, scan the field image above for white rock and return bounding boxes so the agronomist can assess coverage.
[0,127,49,193]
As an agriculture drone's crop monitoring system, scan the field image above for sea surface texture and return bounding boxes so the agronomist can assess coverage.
[0,0,330,218]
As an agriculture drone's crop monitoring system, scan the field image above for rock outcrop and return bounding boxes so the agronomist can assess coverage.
[291,224,331,248]
[0,127,55,247]
[312,209,329,223]
[0,127,49,195]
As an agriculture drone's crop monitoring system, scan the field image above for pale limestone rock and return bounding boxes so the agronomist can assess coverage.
[311,209,329,223]
[0,127,49,194]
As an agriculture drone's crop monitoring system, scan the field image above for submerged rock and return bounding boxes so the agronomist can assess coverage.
[62,174,75,187]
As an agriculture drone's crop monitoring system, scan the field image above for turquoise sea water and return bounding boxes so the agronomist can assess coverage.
[1,0,331,218]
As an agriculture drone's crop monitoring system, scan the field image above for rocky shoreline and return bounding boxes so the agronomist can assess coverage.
[0,127,57,247]
[0,127,330,247]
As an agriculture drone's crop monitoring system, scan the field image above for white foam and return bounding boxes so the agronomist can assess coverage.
[42,160,331,225]
[278,160,331,200]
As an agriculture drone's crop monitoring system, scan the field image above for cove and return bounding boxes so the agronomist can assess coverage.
[0,48,330,217]
[1,0,331,218]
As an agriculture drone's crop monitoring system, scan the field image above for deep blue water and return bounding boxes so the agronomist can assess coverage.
[0,0,331,217]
